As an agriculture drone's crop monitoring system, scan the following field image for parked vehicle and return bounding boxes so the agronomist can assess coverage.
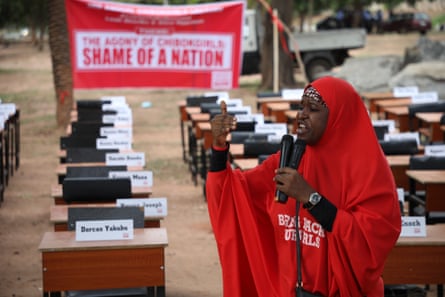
[380,12,431,34]
[316,9,375,33]
[242,9,367,81]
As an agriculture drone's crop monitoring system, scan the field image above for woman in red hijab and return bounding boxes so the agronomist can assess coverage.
[206,76,401,297]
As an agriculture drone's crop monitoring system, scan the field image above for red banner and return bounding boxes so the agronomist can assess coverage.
[65,0,245,89]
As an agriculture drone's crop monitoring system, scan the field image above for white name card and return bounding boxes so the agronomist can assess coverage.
[75,219,134,241]
[218,98,243,108]
[100,127,133,139]
[0,103,16,116]
[411,92,439,104]
[102,114,133,125]
[97,138,132,150]
[255,123,287,137]
[103,104,132,116]
[116,197,168,217]
[106,152,145,167]
[397,188,405,203]
[101,96,127,105]
[281,88,304,100]
[424,145,445,156]
[109,171,153,187]
[384,131,420,146]
[400,216,426,237]
[236,113,264,124]
[227,106,252,115]
[393,86,418,98]
[372,119,396,132]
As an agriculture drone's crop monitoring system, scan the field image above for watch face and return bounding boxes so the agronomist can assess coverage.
[310,192,321,205]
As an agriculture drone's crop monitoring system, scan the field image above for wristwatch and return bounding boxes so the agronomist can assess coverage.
[303,192,322,210]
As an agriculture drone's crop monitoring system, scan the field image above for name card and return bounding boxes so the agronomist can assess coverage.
[411,92,438,104]
[0,115,5,129]
[109,170,153,187]
[255,123,287,137]
[236,113,264,124]
[227,106,252,115]
[103,104,132,116]
[393,86,418,98]
[101,96,127,105]
[97,138,132,150]
[0,103,16,116]
[116,197,167,217]
[100,127,133,139]
[397,188,405,203]
[102,114,133,125]
[75,219,134,241]
[400,216,426,237]
[372,119,396,132]
[424,144,445,156]
[106,152,145,167]
[384,131,420,146]
[218,98,243,107]
[281,88,304,100]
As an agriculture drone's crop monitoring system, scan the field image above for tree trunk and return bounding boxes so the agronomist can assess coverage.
[47,0,73,128]
[259,0,297,91]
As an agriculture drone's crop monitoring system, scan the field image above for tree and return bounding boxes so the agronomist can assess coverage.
[259,0,298,91]
[47,0,73,127]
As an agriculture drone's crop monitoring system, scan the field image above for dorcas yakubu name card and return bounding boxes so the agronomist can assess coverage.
[400,216,426,237]
[75,219,134,241]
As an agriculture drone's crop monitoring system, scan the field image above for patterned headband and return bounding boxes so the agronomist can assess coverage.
[303,86,327,108]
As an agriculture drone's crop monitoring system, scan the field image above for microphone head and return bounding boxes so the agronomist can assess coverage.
[294,138,306,147]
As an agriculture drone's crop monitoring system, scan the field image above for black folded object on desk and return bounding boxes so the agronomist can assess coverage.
[65,148,118,163]
[66,165,127,178]
[62,177,131,203]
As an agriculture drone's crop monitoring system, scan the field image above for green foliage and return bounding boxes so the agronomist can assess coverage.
[432,13,445,28]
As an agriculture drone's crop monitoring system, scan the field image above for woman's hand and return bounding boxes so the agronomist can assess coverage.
[210,101,237,148]
[274,167,315,203]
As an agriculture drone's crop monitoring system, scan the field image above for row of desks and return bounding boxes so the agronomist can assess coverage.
[40,101,168,296]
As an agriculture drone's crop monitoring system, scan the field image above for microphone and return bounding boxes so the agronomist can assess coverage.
[276,138,306,204]
[275,134,294,203]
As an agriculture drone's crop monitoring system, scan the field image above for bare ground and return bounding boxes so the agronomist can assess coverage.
[0,32,444,297]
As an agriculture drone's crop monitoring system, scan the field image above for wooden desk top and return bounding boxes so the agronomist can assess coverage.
[257,97,299,103]
[415,112,443,123]
[233,158,258,170]
[383,106,409,116]
[266,102,291,110]
[406,170,445,184]
[376,98,412,109]
[396,224,445,246]
[189,112,210,123]
[361,91,395,100]
[49,204,164,224]
[386,155,411,166]
[38,228,168,252]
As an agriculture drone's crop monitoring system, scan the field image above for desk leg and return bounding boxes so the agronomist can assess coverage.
[43,292,61,297]
[147,286,165,297]
[438,284,443,297]
[157,286,165,297]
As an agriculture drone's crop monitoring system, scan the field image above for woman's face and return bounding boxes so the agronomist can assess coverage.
[296,95,329,145]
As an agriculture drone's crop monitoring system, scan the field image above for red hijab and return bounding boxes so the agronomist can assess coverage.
[300,76,401,296]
